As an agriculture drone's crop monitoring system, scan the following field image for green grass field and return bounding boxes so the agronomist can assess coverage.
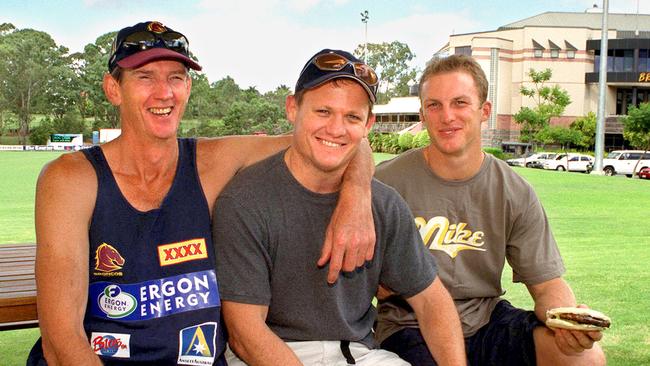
[1,151,649,365]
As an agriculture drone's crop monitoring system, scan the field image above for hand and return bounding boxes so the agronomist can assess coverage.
[553,328,602,356]
[552,304,603,356]
[317,196,376,284]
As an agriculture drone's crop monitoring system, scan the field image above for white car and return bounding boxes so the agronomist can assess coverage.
[601,150,650,177]
[542,153,594,172]
[507,152,557,167]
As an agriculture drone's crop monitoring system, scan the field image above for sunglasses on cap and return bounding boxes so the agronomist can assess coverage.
[308,53,379,87]
[113,30,189,59]
[108,21,201,72]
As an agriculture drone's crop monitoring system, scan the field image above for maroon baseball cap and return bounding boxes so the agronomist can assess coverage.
[108,21,201,72]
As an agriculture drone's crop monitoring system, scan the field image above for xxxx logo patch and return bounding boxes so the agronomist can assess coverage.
[158,238,208,266]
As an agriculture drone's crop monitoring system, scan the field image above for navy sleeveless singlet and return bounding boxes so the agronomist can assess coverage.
[28,138,226,365]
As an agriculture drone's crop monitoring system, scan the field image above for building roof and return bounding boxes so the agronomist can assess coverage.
[498,11,650,31]
[372,96,420,114]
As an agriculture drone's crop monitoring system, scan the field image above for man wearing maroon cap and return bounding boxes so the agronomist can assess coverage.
[28,21,375,365]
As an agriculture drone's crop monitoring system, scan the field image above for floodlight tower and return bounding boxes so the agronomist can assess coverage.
[361,10,369,63]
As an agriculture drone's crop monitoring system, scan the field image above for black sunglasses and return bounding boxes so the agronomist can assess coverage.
[113,30,190,58]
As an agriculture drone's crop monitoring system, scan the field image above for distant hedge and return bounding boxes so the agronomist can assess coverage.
[369,131,506,160]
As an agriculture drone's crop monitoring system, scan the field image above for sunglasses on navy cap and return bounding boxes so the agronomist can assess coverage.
[295,50,379,103]
[108,21,201,73]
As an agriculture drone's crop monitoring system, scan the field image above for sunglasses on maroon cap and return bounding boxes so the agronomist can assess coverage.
[109,22,191,71]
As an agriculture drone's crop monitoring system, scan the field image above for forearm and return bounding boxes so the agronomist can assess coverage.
[528,277,577,321]
[231,329,301,366]
[341,138,374,190]
[223,302,302,366]
[410,279,466,365]
[37,257,99,365]
[41,330,101,366]
[319,139,376,282]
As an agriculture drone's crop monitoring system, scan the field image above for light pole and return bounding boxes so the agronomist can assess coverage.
[593,0,609,174]
[360,10,369,63]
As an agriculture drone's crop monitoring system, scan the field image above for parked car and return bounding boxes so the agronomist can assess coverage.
[601,150,650,177]
[639,167,650,180]
[542,153,594,172]
[531,153,564,169]
[507,152,557,167]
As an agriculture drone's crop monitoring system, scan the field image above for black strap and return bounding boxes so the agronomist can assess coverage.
[340,340,356,365]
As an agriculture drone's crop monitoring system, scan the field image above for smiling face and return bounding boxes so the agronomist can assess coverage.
[419,71,491,159]
[103,60,192,142]
[285,79,374,192]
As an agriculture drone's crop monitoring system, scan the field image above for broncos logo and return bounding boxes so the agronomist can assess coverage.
[95,243,125,273]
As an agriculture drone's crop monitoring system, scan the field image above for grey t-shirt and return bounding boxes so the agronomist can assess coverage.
[374,148,565,340]
[213,151,437,347]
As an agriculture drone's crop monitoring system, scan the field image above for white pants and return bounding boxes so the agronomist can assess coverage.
[225,340,410,366]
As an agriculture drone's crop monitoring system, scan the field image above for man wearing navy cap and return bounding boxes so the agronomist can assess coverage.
[29,23,376,365]
[213,49,466,366]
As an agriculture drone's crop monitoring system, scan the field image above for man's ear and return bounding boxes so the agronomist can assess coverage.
[285,95,297,126]
[365,113,376,135]
[481,100,492,121]
[103,73,121,107]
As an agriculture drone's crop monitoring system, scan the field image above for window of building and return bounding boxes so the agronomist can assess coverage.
[616,89,634,115]
[614,49,625,72]
[455,46,472,56]
[565,41,578,60]
[639,49,649,72]
[550,49,559,58]
[534,49,543,58]
[594,50,600,71]
[607,49,614,72]
[624,50,634,72]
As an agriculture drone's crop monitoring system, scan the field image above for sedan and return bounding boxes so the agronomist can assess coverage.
[543,154,594,172]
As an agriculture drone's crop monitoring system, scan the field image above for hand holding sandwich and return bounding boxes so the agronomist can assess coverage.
[546,304,609,356]
[528,277,607,359]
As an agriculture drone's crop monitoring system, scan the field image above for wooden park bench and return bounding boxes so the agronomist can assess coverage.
[0,243,38,330]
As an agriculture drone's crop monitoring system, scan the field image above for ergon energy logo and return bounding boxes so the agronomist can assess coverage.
[158,238,208,266]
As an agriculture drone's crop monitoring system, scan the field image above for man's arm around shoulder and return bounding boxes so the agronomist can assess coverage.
[222,301,303,366]
[406,277,466,366]
[35,153,102,365]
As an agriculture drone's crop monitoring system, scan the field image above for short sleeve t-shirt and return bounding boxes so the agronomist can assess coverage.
[213,151,438,347]
[374,148,565,339]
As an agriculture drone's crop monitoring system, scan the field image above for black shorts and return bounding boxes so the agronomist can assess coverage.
[380,300,543,366]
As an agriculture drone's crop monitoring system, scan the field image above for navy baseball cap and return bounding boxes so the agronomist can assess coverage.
[295,49,378,103]
[108,21,201,73]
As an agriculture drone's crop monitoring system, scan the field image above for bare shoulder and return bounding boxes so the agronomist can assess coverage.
[37,151,96,194]
[196,136,291,212]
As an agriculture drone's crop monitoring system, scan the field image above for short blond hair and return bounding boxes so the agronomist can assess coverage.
[419,55,488,103]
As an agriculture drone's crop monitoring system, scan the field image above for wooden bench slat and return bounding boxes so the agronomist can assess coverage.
[0,291,37,300]
[0,278,35,287]
[0,243,38,329]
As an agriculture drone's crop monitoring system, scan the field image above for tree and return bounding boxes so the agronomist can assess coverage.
[622,102,650,176]
[29,110,87,145]
[0,27,72,144]
[186,73,216,119]
[221,98,290,136]
[570,112,597,149]
[514,68,571,146]
[534,125,581,150]
[75,32,119,129]
[211,76,243,118]
[354,41,418,104]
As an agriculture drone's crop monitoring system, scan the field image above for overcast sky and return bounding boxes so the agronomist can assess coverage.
[2,0,649,92]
